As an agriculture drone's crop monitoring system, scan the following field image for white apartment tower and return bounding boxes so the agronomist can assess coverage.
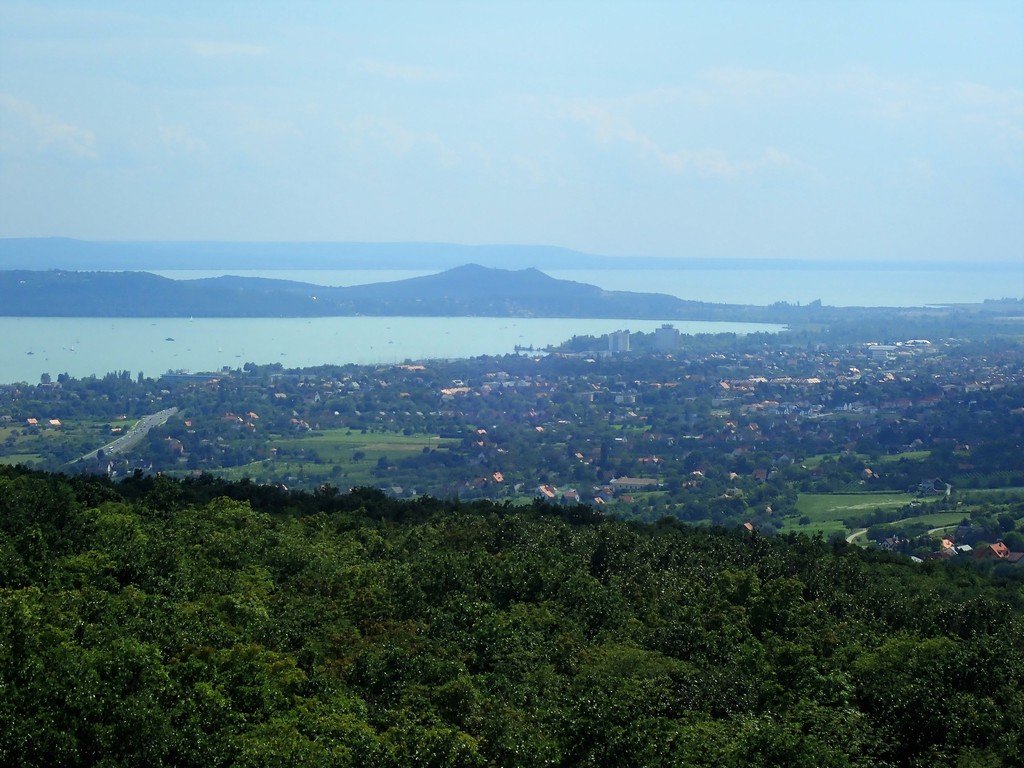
[654,323,680,352]
[607,329,631,353]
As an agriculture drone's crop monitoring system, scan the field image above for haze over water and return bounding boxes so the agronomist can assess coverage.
[0,316,783,385]
[2,2,1021,383]
[3,262,1015,384]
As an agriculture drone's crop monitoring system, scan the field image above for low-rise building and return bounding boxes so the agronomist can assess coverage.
[610,476,659,492]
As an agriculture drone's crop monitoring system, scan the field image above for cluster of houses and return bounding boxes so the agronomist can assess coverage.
[13,416,62,431]
[969,540,1024,563]
[927,536,1024,564]
[876,534,1024,565]
[537,476,661,506]
[221,411,260,432]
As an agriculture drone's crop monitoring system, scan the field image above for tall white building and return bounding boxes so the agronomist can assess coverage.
[654,323,679,352]
[607,329,631,353]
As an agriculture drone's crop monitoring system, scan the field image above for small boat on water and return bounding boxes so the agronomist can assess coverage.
[165,337,175,342]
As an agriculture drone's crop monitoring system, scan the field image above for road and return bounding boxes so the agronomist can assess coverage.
[72,407,178,465]
[846,528,868,544]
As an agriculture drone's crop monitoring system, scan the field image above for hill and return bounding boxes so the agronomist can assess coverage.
[0,238,619,271]
[5,238,1015,274]
[1,465,1022,767]
[0,264,709,319]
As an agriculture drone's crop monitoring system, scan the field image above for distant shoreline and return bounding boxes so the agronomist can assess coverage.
[1,238,1020,273]
[0,265,1020,319]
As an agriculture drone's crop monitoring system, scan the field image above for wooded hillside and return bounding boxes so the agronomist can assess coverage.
[1,467,1022,767]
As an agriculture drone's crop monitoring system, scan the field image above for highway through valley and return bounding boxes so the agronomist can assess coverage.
[72,407,178,465]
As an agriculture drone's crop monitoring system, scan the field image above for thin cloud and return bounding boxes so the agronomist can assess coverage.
[657,146,795,177]
[345,115,457,165]
[698,67,808,100]
[189,40,268,57]
[157,123,207,155]
[951,82,1024,145]
[687,66,1024,163]
[558,96,794,179]
[356,58,447,83]
[699,67,1022,127]
[952,82,1024,113]
[0,93,98,158]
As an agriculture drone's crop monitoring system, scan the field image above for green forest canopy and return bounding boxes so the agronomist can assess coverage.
[1,466,1022,767]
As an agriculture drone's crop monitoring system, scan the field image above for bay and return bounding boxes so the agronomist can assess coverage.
[0,316,782,385]
[6,262,1017,384]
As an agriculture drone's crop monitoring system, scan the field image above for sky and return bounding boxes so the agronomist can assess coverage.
[0,1,1022,262]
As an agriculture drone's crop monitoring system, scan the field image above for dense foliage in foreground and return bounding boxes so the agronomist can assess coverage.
[2,468,1023,767]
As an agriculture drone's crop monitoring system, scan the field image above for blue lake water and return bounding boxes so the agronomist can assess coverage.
[0,316,782,384]
[2,263,1019,384]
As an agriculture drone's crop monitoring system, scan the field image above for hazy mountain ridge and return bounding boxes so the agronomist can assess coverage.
[2,265,1019,323]
[3,238,1017,272]
[0,238,619,271]
[0,265,706,319]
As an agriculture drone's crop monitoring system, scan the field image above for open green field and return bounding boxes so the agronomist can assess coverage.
[195,428,461,487]
[274,429,455,461]
[959,487,1024,497]
[874,450,931,464]
[802,450,930,469]
[0,453,41,466]
[796,492,921,520]
[893,511,968,529]
[780,492,934,536]
[801,454,833,469]
[779,517,849,537]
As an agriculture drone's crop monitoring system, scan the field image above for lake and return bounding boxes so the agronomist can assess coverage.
[4,262,1019,384]
[0,316,783,384]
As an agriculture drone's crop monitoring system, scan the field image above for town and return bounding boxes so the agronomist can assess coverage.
[3,322,1022,566]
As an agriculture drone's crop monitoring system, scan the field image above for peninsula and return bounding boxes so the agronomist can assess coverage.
[0,265,724,319]
[2,265,1021,327]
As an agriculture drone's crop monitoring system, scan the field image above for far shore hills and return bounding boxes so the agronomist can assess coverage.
[0,264,1020,324]
[1,237,1019,273]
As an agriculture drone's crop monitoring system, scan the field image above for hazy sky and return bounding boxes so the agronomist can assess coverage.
[1,1,1022,262]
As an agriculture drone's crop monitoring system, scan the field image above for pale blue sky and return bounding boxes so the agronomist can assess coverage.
[1,1,1022,262]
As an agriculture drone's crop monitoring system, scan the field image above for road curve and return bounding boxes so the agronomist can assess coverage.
[846,528,868,544]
